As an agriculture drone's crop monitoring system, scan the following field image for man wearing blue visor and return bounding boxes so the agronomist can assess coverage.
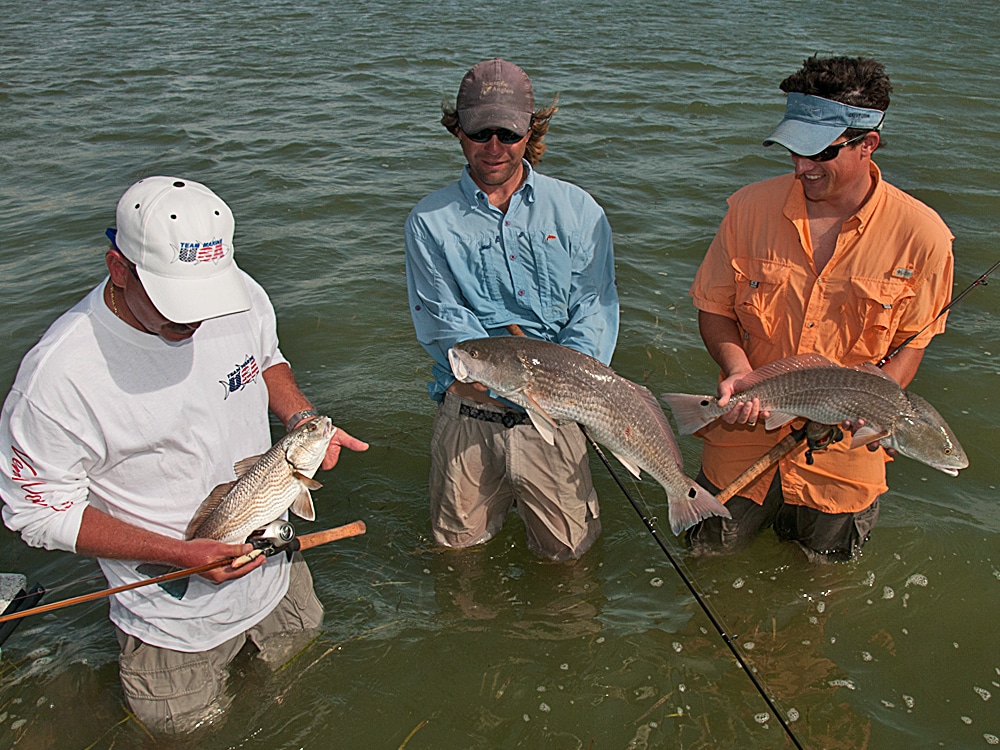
[685,56,955,561]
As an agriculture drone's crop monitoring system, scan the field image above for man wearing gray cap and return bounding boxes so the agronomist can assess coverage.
[0,176,368,732]
[405,58,619,562]
[684,55,954,561]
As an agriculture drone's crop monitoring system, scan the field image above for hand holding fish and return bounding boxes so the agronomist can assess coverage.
[840,416,898,457]
[174,537,266,584]
[321,427,369,471]
[718,370,768,427]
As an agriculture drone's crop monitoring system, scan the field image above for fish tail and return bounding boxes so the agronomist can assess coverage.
[667,482,731,536]
[660,393,717,435]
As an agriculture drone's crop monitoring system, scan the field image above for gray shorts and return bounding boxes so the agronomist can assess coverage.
[429,393,601,561]
[686,471,879,563]
[116,553,323,735]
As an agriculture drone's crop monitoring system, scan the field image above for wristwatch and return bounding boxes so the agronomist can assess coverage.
[285,408,319,432]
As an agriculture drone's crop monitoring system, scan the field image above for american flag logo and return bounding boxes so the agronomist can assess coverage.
[220,355,259,399]
[178,240,226,264]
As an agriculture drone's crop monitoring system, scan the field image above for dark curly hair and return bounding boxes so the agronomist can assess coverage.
[441,95,560,167]
[780,55,892,139]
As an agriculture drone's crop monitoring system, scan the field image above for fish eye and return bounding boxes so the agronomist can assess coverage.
[469,349,479,359]
[944,448,952,455]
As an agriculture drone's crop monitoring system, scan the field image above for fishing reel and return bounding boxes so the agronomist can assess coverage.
[801,421,844,465]
[246,520,298,560]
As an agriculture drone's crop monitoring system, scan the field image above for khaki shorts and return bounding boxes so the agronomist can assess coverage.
[429,393,601,562]
[116,553,322,735]
[687,471,879,563]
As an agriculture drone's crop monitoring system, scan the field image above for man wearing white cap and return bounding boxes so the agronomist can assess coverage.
[405,59,619,562]
[685,56,954,561]
[0,176,368,732]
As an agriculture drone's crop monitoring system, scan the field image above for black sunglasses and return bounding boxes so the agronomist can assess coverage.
[790,132,869,162]
[463,128,526,145]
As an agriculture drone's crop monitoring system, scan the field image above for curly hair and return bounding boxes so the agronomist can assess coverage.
[441,95,560,167]
[780,55,892,139]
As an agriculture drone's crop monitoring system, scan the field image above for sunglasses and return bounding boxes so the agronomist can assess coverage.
[789,132,869,162]
[463,128,526,144]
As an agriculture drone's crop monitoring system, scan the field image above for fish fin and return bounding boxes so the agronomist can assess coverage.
[290,490,316,521]
[293,472,323,491]
[611,452,643,479]
[850,426,889,449]
[763,411,798,430]
[730,353,839,391]
[667,482,732,536]
[522,390,559,445]
[233,455,264,477]
[849,361,898,382]
[661,393,717,435]
[184,482,236,539]
[135,563,189,599]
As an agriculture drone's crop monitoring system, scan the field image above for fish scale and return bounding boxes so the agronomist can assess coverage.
[448,337,731,535]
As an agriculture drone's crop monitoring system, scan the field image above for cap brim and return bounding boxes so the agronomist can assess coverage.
[458,106,531,136]
[137,264,251,324]
[763,118,845,155]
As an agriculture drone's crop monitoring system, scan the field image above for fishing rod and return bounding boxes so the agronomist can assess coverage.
[718,257,1000,501]
[580,426,805,749]
[0,520,366,626]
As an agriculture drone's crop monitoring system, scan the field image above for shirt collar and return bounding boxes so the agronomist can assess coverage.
[459,159,536,209]
[783,161,885,231]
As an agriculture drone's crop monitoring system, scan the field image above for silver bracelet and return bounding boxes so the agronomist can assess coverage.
[285,408,319,432]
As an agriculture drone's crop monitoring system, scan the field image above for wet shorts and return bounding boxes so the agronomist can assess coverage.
[686,470,879,563]
[116,553,323,735]
[428,393,601,562]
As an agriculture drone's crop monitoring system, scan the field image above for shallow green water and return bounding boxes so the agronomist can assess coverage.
[1,1,998,748]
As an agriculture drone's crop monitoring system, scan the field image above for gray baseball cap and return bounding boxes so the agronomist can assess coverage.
[456,58,535,136]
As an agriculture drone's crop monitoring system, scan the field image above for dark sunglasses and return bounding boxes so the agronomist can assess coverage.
[463,128,526,144]
[790,132,869,162]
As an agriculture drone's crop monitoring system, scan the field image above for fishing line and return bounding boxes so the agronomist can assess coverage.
[580,425,805,750]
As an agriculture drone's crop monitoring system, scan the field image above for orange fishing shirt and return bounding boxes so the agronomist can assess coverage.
[690,163,954,513]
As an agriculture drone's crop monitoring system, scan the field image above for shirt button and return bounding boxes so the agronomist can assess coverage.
[518,290,525,296]
[509,254,516,260]
[806,322,815,328]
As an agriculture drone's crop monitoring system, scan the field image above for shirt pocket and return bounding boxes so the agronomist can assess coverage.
[845,276,916,360]
[731,257,791,342]
[525,230,574,323]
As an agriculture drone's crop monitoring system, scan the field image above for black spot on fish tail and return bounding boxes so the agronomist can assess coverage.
[687,487,697,499]
[699,399,711,406]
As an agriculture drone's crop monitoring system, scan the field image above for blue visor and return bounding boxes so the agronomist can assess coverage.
[763,93,885,156]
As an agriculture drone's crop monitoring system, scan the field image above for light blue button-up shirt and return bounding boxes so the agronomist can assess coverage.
[405,161,619,401]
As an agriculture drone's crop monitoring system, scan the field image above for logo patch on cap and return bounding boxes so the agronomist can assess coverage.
[178,240,226,264]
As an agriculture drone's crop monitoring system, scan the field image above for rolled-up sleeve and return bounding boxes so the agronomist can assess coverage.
[1,394,92,552]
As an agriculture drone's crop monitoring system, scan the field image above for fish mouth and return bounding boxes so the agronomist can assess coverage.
[448,348,472,383]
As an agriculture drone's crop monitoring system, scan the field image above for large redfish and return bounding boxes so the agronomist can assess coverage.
[447,337,730,535]
[661,353,967,476]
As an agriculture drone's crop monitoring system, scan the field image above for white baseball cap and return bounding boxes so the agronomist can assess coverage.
[110,176,251,324]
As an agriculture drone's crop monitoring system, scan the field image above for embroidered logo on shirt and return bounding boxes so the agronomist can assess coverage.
[219,355,259,399]
[545,234,557,241]
[893,267,914,279]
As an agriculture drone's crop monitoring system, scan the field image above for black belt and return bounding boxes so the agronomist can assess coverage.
[459,403,531,428]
